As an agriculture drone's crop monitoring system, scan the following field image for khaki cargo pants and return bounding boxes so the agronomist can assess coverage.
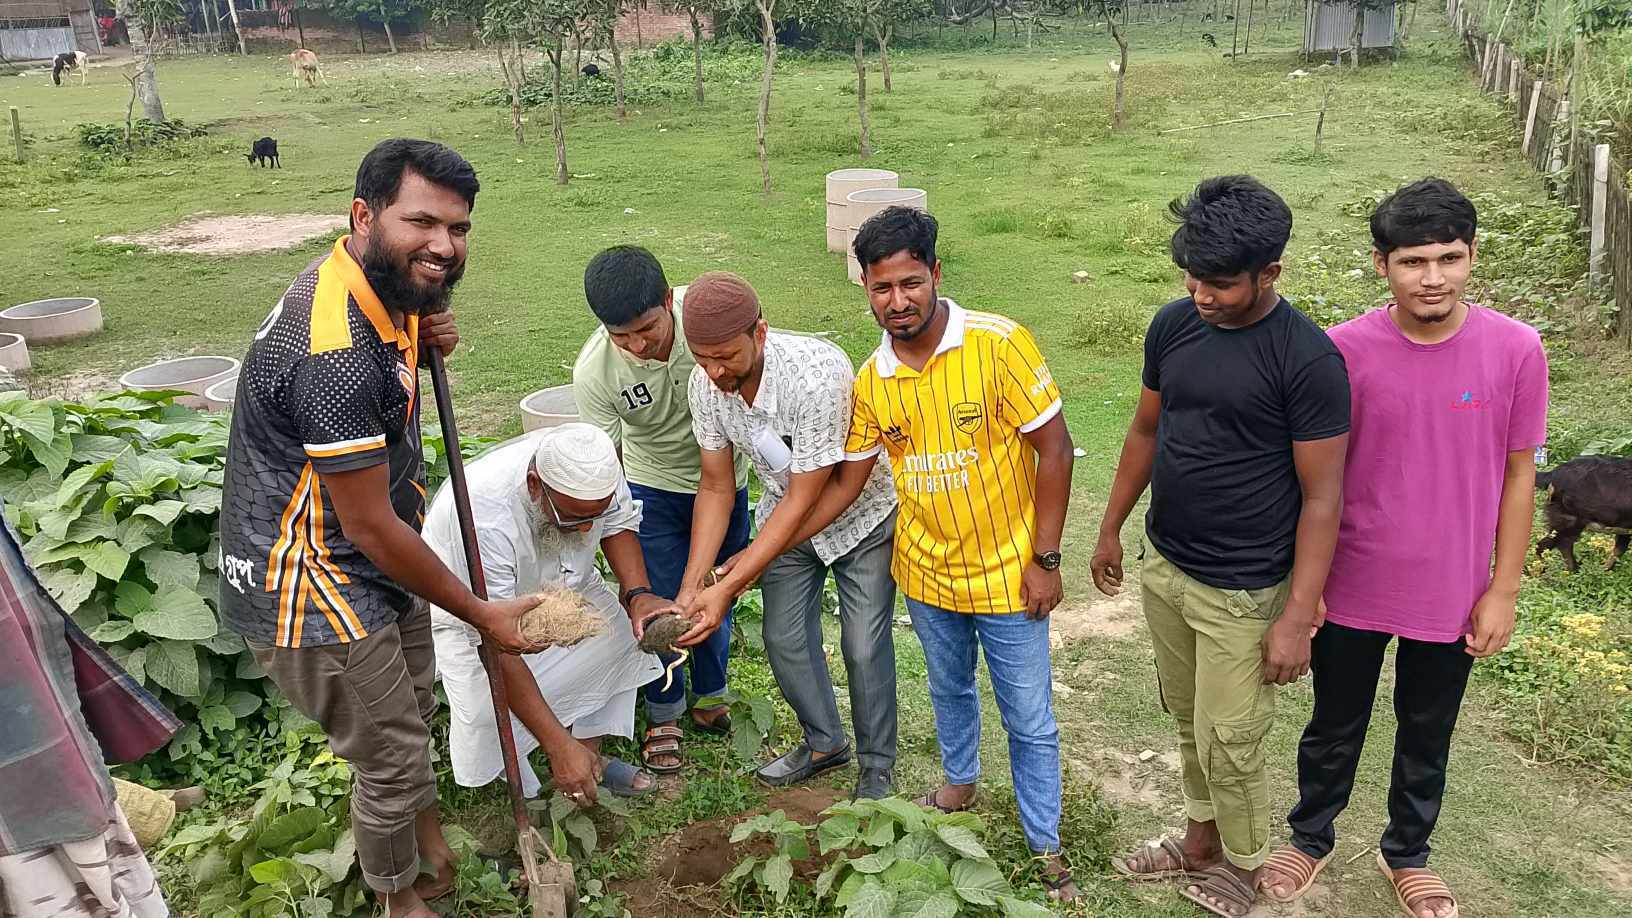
[1142,537,1288,871]
[248,602,438,893]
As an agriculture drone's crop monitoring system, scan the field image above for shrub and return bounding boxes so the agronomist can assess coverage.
[76,118,208,155]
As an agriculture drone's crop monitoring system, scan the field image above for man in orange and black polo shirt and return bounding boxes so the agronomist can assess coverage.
[795,206,1080,901]
[219,139,540,918]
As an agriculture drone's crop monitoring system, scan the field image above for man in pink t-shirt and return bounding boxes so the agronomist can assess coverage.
[1257,179,1548,918]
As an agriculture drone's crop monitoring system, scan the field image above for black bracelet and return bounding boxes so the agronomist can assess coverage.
[621,586,656,607]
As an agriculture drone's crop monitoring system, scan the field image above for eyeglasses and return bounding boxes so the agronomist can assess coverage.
[541,487,613,530]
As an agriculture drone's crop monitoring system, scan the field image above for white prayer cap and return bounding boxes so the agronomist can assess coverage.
[532,423,620,500]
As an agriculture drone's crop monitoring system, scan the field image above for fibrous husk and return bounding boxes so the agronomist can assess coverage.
[518,585,603,648]
[637,613,691,655]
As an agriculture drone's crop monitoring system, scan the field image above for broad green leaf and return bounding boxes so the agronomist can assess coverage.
[879,857,940,891]
[933,825,990,861]
[894,829,944,863]
[114,580,154,618]
[134,587,218,640]
[729,820,758,844]
[258,807,328,854]
[36,492,92,541]
[950,858,1011,906]
[835,870,866,908]
[81,540,131,581]
[562,811,598,855]
[289,825,336,855]
[190,846,230,886]
[0,395,57,442]
[723,856,758,886]
[202,626,243,655]
[224,690,263,718]
[116,516,163,554]
[730,721,763,761]
[237,651,268,680]
[819,812,861,854]
[55,461,111,507]
[248,857,294,885]
[199,704,235,735]
[814,858,848,899]
[871,797,929,831]
[325,829,358,884]
[145,639,201,697]
[142,547,201,589]
[41,567,99,614]
[998,895,1055,918]
[762,853,793,902]
[71,433,131,463]
[930,811,984,833]
[163,822,224,850]
[180,487,222,514]
[862,815,897,848]
[595,793,633,818]
[121,645,149,685]
[134,500,187,526]
[748,694,776,733]
[894,889,960,918]
[23,430,72,479]
[64,511,119,544]
[850,849,897,874]
[88,619,136,642]
[843,878,896,918]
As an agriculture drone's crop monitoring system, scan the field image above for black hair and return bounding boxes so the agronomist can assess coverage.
[353,139,479,227]
[853,206,938,272]
[1370,177,1477,256]
[583,245,670,327]
[1168,175,1292,278]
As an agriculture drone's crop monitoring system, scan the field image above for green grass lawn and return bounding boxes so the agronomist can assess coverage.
[7,8,1632,917]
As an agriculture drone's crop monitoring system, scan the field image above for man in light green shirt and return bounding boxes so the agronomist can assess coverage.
[572,245,751,774]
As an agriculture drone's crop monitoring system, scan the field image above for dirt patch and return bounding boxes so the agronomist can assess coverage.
[1051,589,1142,647]
[103,213,346,255]
[24,368,121,402]
[612,786,841,917]
[1595,852,1632,897]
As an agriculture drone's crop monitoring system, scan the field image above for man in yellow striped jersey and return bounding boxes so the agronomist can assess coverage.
[797,206,1080,900]
[219,140,542,918]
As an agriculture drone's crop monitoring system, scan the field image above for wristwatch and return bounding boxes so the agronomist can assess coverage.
[621,585,657,607]
[1034,550,1062,571]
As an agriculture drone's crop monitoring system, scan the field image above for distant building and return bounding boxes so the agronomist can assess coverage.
[1303,0,1396,57]
[1,0,99,61]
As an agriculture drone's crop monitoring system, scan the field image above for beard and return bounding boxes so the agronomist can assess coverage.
[361,231,465,316]
[525,499,590,561]
[1412,302,1456,324]
[883,293,940,341]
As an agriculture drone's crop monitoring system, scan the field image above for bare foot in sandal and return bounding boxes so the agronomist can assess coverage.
[1112,819,1225,880]
[1181,863,1258,917]
[1039,853,1079,903]
[1258,845,1332,902]
[1378,853,1459,918]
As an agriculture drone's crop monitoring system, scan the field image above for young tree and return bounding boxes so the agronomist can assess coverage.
[1103,0,1127,128]
[115,0,166,121]
[872,0,930,92]
[592,0,627,119]
[332,0,421,51]
[668,0,725,102]
[484,0,594,182]
[734,0,780,193]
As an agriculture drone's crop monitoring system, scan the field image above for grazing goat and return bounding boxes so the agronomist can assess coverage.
[52,50,88,86]
[1534,455,1632,572]
[581,62,603,79]
[246,136,280,168]
[289,49,326,88]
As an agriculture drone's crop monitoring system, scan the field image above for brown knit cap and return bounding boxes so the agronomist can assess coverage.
[683,272,762,347]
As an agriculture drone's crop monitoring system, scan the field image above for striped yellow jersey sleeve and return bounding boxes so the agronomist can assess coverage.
[996,323,1063,432]
[844,365,884,459]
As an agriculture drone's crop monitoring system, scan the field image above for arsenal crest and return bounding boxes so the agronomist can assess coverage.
[953,402,984,435]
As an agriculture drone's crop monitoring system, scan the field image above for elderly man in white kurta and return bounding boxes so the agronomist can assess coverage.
[424,423,666,804]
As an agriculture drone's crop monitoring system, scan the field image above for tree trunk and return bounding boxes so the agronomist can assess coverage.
[855,31,871,158]
[116,0,166,121]
[225,0,245,54]
[690,7,704,102]
[380,2,397,53]
[295,8,305,48]
[1231,0,1240,57]
[501,44,524,145]
[874,21,892,92]
[1108,12,1127,130]
[990,2,998,42]
[635,1,643,48]
[357,16,366,53]
[1350,1,1361,69]
[756,0,776,195]
[549,38,568,185]
[572,24,584,81]
[1243,0,1252,54]
[610,28,625,120]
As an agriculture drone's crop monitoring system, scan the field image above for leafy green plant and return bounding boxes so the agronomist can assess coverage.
[725,798,1053,916]
[75,117,208,155]
[722,686,778,763]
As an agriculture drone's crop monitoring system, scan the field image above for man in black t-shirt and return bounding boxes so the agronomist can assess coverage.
[219,140,542,918]
[1091,176,1350,918]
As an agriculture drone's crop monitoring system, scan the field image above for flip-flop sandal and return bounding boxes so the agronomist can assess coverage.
[599,757,658,798]
[1040,857,1080,902]
[1111,836,1199,881]
[913,787,976,814]
[1179,864,1258,918]
[1258,845,1332,902]
[1377,851,1461,918]
[641,724,684,775]
[689,706,731,736]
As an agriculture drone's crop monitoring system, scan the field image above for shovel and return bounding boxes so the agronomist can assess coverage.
[426,347,577,918]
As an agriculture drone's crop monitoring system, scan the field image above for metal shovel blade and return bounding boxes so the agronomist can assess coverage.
[519,826,577,918]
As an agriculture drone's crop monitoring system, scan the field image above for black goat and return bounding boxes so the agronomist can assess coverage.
[581,63,603,79]
[1535,455,1632,572]
[246,136,280,168]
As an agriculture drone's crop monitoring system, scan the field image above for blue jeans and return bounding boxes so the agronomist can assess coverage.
[907,598,1062,853]
[631,483,751,723]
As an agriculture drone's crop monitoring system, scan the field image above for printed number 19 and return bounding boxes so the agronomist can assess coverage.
[621,383,653,411]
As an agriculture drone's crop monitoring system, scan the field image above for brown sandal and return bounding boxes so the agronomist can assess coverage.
[1111,836,1201,881]
[641,724,683,774]
[1258,845,1332,902]
[913,787,975,813]
[1180,864,1257,917]
[1377,852,1461,918]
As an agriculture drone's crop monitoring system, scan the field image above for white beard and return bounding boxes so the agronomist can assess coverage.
[525,499,590,571]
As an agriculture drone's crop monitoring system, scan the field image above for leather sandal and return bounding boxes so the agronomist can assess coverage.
[1259,845,1332,902]
[1111,835,1204,881]
[1180,865,1258,917]
[1377,851,1460,918]
[641,724,684,774]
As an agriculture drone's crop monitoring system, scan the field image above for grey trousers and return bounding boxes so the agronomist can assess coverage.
[248,602,438,893]
[760,510,898,771]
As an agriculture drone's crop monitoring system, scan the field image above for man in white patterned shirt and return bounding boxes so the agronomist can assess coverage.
[657,272,901,799]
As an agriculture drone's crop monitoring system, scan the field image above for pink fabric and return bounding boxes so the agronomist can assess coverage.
[1323,305,1549,642]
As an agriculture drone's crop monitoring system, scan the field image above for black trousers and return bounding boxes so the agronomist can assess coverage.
[1288,621,1475,870]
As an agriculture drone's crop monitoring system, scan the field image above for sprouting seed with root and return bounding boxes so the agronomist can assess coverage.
[638,613,693,691]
